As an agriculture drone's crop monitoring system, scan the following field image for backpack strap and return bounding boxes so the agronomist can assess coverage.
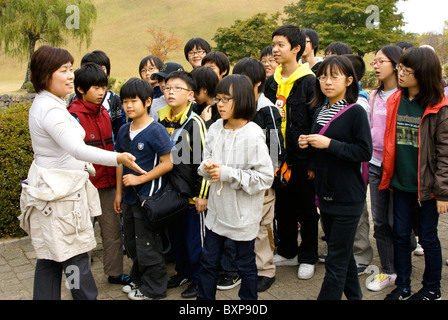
[319,103,356,135]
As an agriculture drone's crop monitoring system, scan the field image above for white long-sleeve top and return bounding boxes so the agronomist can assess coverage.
[29,91,118,170]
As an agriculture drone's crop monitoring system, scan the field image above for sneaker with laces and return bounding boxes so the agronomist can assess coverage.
[273,254,299,266]
[257,276,275,292]
[167,273,190,288]
[297,263,315,280]
[217,274,241,290]
[128,289,150,300]
[384,287,411,300]
[366,273,397,292]
[108,273,132,285]
[122,282,140,294]
[408,288,441,300]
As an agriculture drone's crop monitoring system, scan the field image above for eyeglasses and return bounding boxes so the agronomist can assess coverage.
[317,75,347,83]
[188,50,206,57]
[261,58,277,64]
[370,59,391,67]
[140,67,157,74]
[396,65,415,76]
[213,97,233,104]
[162,86,191,93]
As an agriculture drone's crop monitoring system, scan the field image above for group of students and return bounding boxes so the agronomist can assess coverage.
[19,23,448,301]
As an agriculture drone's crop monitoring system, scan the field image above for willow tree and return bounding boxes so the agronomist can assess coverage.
[0,0,97,89]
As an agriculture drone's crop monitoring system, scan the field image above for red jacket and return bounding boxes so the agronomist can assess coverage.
[68,99,116,189]
[380,90,448,201]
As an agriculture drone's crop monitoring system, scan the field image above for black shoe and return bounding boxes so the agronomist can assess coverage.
[384,287,411,300]
[167,274,190,288]
[257,276,275,292]
[217,274,241,290]
[181,283,198,298]
[408,288,442,300]
[108,273,132,285]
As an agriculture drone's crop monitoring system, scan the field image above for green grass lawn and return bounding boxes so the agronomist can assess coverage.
[0,0,292,93]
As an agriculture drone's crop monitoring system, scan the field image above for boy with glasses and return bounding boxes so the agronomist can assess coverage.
[184,38,211,69]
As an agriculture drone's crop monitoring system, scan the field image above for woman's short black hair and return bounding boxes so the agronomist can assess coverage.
[310,55,359,108]
[138,56,164,76]
[183,37,211,60]
[201,51,230,77]
[216,74,256,120]
[81,50,111,76]
[233,57,266,93]
[120,78,154,113]
[165,70,196,91]
[302,28,320,56]
[324,42,353,56]
[190,66,219,96]
[74,63,109,98]
[400,47,444,107]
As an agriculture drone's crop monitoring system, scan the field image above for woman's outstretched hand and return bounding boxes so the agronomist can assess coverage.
[117,153,147,175]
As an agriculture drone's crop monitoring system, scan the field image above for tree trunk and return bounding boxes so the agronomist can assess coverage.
[21,35,37,90]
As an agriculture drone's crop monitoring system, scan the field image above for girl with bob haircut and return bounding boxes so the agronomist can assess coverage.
[197,74,274,300]
[20,46,144,300]
[365,44,403,292]
[380,47,448,300]
[299,55,372,300]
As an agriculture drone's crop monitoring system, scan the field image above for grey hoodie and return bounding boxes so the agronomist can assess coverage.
[198,119,274,241]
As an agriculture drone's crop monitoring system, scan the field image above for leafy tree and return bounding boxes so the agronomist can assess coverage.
[213,12,281,64]
[146,25,182,62]
[283,0,411,57]
[0,0,97,89]
[417,30,448,65]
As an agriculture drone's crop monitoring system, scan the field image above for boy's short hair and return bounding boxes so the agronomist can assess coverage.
[233,57,266,93]
[81,50,111,76]
[324,42,353,56]
[120,78,154,114]
[183,37,211,60]
[30,45,74,93]
[165,71,196,91]
[74,63,109,98]
[139,56,164,75]
[260,45,274,59]
[201,51,230,77]
[190,66,219,96]
[216,74,256,120]
[272,25,306,62]
[344,54,365,81]
[302,28,319,56]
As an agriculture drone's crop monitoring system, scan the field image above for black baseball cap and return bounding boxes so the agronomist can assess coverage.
[150,62,184,80]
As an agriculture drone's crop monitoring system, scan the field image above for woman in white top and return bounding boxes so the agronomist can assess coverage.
[22,45,144,300]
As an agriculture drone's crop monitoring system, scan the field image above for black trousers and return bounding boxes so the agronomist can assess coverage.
[275,166,319,264]
[33,252,97,300]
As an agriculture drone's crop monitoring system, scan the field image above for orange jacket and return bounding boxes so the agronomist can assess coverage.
[380,90,448,201]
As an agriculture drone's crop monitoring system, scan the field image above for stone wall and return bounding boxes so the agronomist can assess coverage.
[0,93,36,110]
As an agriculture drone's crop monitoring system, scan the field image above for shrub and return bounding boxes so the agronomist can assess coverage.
[361,71,378,90]
[0,102,33,238]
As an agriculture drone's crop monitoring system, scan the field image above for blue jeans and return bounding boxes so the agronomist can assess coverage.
[197,228,257,300]
[368,164,395,274]
[393,189,442,292]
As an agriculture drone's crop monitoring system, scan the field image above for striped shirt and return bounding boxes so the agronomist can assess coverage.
[316,99,349,127]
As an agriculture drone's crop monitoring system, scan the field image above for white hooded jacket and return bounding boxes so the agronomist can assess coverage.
[19,161,101,262]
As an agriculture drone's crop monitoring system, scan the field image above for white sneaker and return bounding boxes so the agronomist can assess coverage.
[128,289,150,300]
[413,243,424,256]
[273,254,299,266]
[297,263,315,280]
[366,273,397,292]
[122,282,139,294]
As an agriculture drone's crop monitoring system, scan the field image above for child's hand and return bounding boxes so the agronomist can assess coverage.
[304,134,331,150]
[195,198,208,214]
[114,194,123,214]
[122,174,142,186]
[298,135,309,149]
[204,160,217,173]
[209,164,222,183]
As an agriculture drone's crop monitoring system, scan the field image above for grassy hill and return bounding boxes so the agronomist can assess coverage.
[0,0,293,93]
